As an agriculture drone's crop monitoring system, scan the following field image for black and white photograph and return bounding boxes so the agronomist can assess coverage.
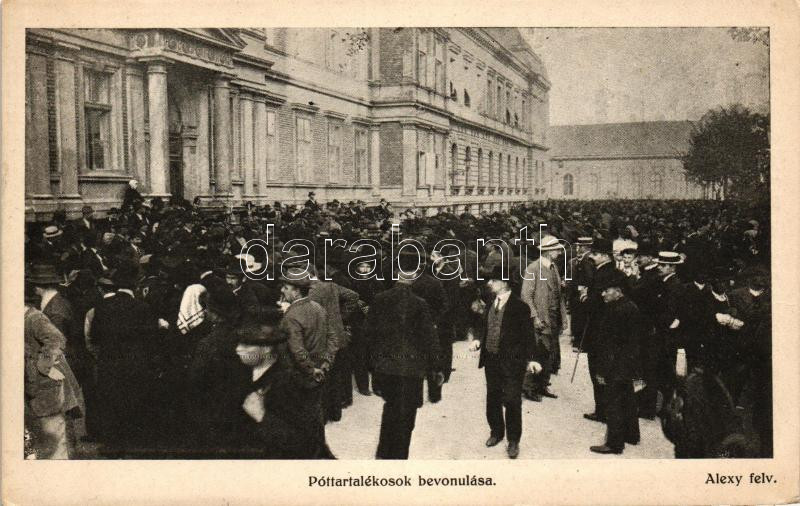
[4,1,800,503]
[19,24,774,461]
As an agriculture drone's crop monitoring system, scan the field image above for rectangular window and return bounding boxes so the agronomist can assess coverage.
[434,60,442,94]
[328,121,343,183]
[266,110,278,180]
[295,115,312,182]
[417,150,426,186]
[496,84,502,119]
[418,50,427,88]
[434,134,443,186]
[487,78,493,117]
[84,70,111,170]
[354,127,368,185]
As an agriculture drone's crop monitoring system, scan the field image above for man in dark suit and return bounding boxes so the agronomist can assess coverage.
[91,262,168,457]
[582,238,625,423]
[412,251,450,402]
[567,237,595,348]
[680,265,711,373]
[652,251,687,401]
[589,271,642,454]
[469,266,545,459]
[363,250,443,459]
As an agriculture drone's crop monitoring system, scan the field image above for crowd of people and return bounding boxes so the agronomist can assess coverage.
[23,187,771,460]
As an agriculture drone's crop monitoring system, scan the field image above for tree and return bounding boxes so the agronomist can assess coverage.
[343,29,369,56]
[682,105,769,201]
[728,27,769,47]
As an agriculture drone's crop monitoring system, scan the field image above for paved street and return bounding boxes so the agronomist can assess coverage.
[326,334,674,459]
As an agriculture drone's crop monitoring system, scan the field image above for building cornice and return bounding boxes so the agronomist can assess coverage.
[232,51,275,70]
[323,110,348,121]
[290,102,320,114]
[551,154,684,161]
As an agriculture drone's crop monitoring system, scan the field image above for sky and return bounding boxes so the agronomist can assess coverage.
[523,28,769,125]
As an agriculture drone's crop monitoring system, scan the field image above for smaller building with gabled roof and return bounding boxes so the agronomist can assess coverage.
[545,120,704,199]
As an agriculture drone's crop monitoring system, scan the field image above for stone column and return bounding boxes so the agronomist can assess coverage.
[401,122,417,197]
[369,28,380,82]
[253,97,267,196]
[370,125,381,196]
[213,75,231,196]
[126,62,147,189]
[239,93,255,197]
[146,60,169,196]
[53,52,80,199]
[443,137,451,197]
[25,51,52,199]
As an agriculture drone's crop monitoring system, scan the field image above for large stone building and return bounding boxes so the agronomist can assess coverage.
[25,28,550,220]
[545,120,704,200]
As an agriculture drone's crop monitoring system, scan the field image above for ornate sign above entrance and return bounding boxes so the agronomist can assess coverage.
[128,30,237,70]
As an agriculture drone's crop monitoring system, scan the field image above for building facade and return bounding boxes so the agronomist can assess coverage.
[545,121,704,200]
[25,28,550,221]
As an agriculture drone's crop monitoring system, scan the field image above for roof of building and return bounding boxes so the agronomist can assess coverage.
[481,28,548,82]
[548,120,694,159]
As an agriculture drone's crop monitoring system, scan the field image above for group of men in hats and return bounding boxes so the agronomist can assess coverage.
[23,191,771,459]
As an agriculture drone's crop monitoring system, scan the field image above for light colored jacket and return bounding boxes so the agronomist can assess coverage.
[520,258,567,337]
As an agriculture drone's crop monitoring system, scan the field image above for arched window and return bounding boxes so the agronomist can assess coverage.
[507,154,512,188]
[450,143,458,186]
[464,89,470,108]
[488,150,494,186]
[464,147,471,186]
[515,157,520,188]
[563,174,574,196]
[498,153,504,187]
[522,158,527,189]
[477,148,483,186]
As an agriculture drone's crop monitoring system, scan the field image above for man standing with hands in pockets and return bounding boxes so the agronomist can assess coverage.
[470,265,546,459]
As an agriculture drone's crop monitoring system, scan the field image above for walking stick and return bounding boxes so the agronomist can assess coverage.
[570,320,590,383]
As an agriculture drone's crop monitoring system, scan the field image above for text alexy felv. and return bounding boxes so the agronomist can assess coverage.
[705,473,776,486]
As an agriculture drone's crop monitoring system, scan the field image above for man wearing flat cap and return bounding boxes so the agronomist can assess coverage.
[469,265,545,459]
[278,267,338,457]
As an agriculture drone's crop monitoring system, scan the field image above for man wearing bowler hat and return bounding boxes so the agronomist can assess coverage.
[90,261,167,457]
[363,249,443,459]
[589,270,643,454]
[231,313,322,458]
[470,265,545,459]
[582,237,625,423]
[568,236,595,349]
